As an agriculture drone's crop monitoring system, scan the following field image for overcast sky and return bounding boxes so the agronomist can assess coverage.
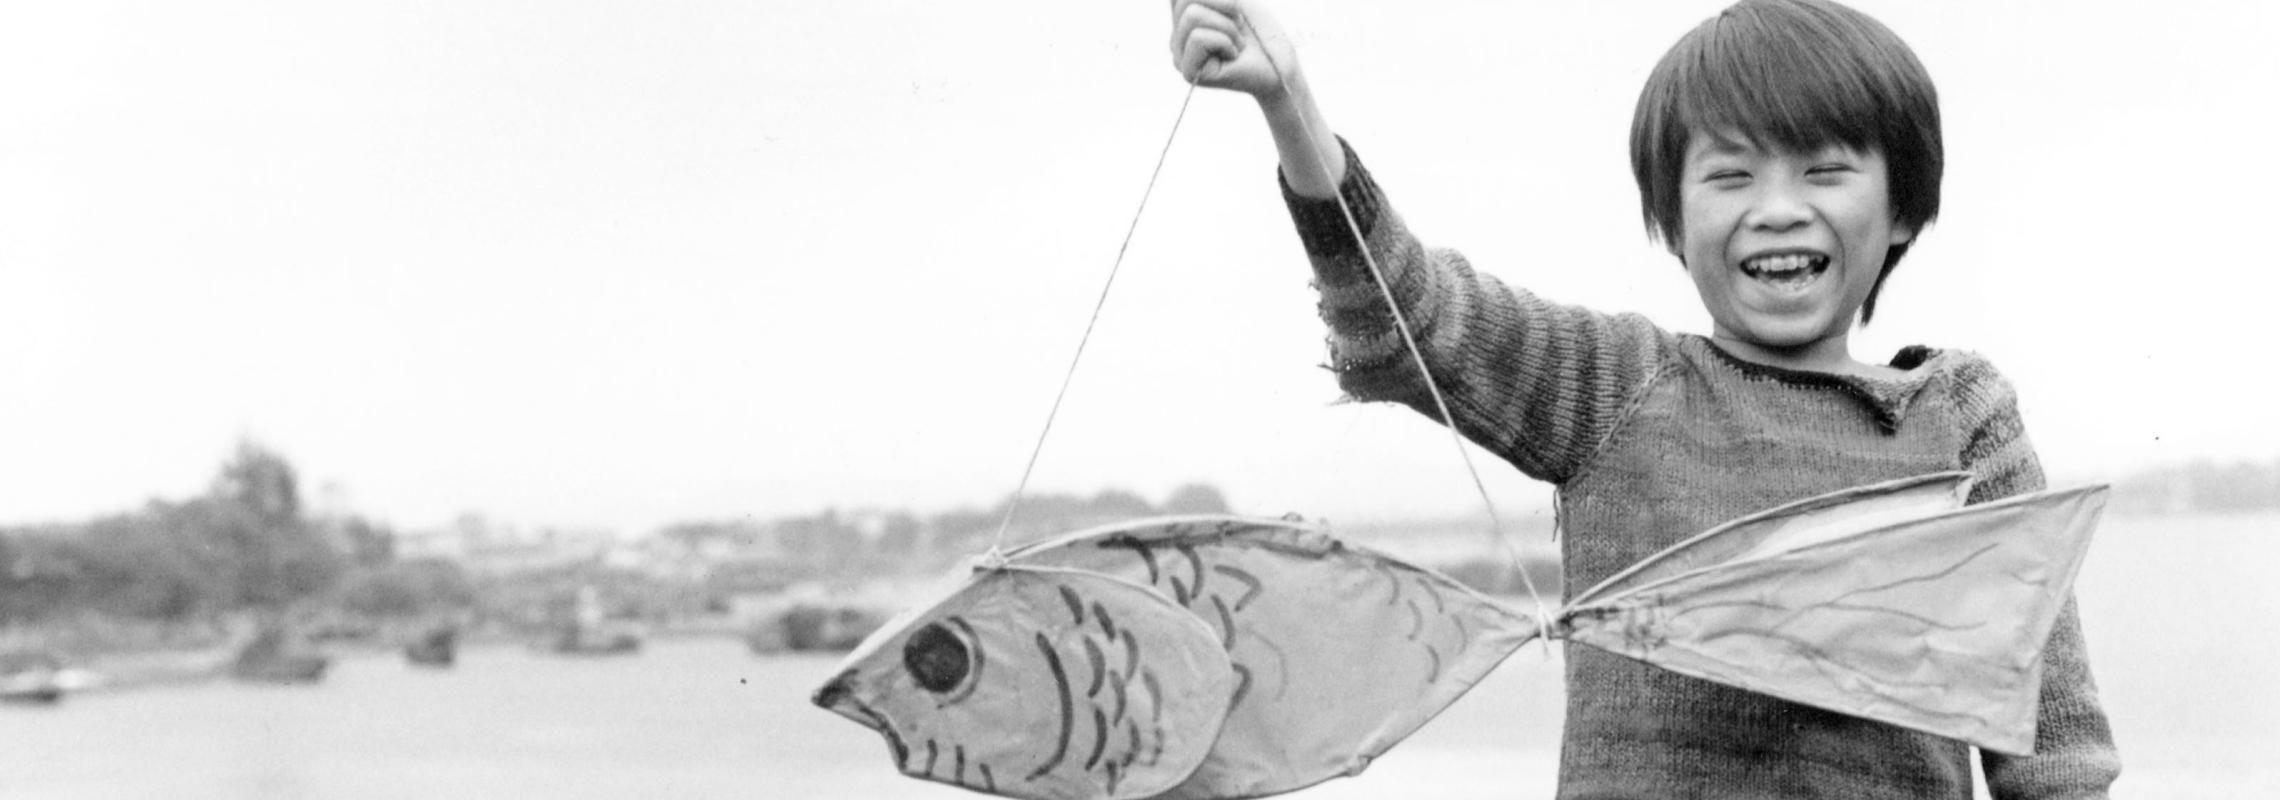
[3,0,2274,535]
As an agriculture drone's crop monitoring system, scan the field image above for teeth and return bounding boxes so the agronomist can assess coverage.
[1739,252,1827,291]
[1743,253,1820,275]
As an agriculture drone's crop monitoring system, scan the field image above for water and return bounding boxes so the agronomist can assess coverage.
[2070,512,2280,799]
[2,512,2274,799]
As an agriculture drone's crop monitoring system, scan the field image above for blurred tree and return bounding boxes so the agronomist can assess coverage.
[1085,488,1155,518]
[0,440,355,625]
[1162,483,1232,514]
[658,520,730,552]
[161,496,341,608]
[338,558,475,618]
[873,512,923,555]
[2110,457,2280,514]
[0,534,83,624]
[187,440,345,608]
[997,490,1151,533]
[78,509,229,619]
[214,438,301,522]
[452,512,496,544]
[778,510,863,575]
[2186,458,2280,512]
[336,516,397,566]
[927,507,995,556]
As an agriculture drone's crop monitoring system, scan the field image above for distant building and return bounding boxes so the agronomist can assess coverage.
[392,514,624,576]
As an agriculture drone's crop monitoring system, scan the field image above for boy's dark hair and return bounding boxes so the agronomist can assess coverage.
[1630,0,1942,323]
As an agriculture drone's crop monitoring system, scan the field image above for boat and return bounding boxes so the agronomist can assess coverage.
[230,622,330,684]
[404,624,459,667]
[0,650,67,704]
[551,625,642,655]
[746,602,888,655]
[549,585,643,656]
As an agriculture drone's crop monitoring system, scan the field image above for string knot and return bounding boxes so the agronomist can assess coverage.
[973,545,1011,572]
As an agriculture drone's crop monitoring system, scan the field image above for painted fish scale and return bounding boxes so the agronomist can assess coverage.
[814,567,1235,800]
[1007,515,1542,799]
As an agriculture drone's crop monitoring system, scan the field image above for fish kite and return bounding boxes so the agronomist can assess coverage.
[812,472,2106,799]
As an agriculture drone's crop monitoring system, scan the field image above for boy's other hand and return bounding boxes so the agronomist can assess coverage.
[1170,0,1299,99]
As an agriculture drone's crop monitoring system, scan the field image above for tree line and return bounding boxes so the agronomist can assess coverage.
[2108,456,2280,514]
[0,440,1237,636]
[0,440,464,630]
[658,483,1235,587]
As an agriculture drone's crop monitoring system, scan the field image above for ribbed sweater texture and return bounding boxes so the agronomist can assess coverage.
[1280,143,2119,799]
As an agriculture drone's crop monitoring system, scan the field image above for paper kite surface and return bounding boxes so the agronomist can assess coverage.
[812,564,1237,799]
[813,515,1538,800]
[1006,516,1541,799]
[1558,473,2107,755]
[812,474,2108,798]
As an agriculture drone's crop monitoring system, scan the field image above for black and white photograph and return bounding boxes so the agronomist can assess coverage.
[3,1,2274,797]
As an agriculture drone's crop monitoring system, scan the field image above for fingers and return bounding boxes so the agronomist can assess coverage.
[1171,1,1245,83]
[1177,28,1242,82]
[1171,2,1242,58]
[1188,0,1244,17]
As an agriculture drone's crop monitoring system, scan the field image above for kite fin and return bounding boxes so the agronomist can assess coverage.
[1560,479,2107,755]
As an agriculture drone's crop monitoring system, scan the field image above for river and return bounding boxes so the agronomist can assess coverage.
[2,512,2274,799]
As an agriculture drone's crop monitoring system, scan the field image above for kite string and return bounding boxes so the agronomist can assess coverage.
[986,80,1204,560]
[1235,14,1556,630]
[985,21,1558,642]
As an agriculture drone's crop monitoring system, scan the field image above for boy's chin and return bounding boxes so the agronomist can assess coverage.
[1723,316,1849,353]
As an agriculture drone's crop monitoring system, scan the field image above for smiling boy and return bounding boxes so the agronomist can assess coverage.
[1168,0,2118,797]
[1671,133,1914,375]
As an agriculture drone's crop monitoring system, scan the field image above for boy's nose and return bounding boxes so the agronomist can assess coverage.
[1745,186,1812,233]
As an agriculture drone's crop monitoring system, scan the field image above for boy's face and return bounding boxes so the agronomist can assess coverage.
[1678,130,1914,355]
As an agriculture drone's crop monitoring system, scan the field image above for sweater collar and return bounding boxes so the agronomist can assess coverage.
[1688,336,1946,434]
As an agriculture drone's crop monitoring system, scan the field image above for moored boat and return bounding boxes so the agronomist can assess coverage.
[404,624,459,667]
[548,585,643,656]
[230,623,330,684]
[0,650,68,704]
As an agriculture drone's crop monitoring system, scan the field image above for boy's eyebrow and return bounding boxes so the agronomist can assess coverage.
[1691,129,1760,157]
[1694,132,1868,162]
[1707,137,1751,154]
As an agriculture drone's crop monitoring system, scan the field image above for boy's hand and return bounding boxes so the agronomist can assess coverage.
[1170,0,1300,99]
[1169,0,1344,196]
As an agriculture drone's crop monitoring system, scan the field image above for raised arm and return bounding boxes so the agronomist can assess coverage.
[1168,0,1673,484]
[1170,0,1343,197]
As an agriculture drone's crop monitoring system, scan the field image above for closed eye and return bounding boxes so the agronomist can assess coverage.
[1805,163,1855,186]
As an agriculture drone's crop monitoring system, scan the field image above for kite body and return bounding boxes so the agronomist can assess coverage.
[1004,516,1542,799]
[812,515,1538,800]
[813,474,2107,798]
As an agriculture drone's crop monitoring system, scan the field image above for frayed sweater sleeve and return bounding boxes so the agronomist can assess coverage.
[1279,141,1672,484]
[1953,356,2122,799]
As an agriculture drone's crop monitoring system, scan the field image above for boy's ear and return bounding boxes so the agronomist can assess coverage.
[1890,217,1917,246]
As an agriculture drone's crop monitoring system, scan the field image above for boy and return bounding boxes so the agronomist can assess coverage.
[1166,0,2118,797]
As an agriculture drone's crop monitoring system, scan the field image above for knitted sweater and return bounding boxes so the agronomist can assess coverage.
[1281,144,2119,799]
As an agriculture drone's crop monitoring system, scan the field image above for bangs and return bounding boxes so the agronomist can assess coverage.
[1632,0,1942,250]
[1672,7,1894,157]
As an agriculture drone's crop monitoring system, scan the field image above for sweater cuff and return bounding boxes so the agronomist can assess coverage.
[1278,137,1383,267]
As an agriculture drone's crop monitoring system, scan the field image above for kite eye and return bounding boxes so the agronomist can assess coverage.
[902,622,972,694]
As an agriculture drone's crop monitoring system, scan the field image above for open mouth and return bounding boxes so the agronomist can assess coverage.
[1738,252,1830,292]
